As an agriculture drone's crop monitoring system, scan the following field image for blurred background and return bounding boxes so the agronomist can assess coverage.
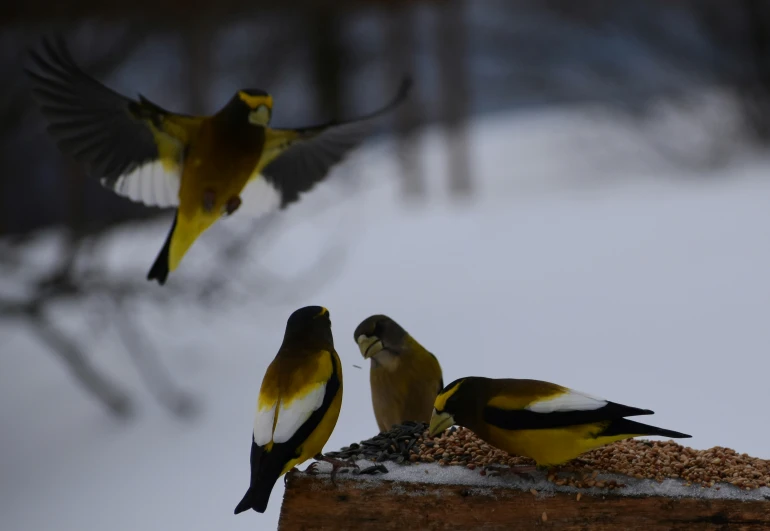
[2,1,770,530]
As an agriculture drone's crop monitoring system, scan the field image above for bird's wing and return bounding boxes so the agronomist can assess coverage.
[483,380,654,431]
[232,77,412,217]
[253,350,340,449]
[25,35,204,208]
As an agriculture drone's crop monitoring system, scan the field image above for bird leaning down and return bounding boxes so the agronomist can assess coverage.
[354,315,443,433]
[24,36,413,285]
[429,376,691,470]
[234,306,346,515]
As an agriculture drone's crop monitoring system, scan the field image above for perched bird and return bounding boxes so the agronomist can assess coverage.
[25,36,412,285]
[354,315,443,433]
[429,376,691,469]
[234,306,343,515]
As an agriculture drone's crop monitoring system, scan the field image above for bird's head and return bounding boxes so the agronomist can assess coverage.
[353,314,411,362]
[429,377,477,437]
[283,305,333,346]
[221,88,273,126]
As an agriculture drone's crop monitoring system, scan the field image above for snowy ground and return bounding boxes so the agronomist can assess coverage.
[2,103,770,531]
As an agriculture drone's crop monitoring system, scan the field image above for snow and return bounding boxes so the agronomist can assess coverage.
[3,102,770,531]
[306,461,770,502]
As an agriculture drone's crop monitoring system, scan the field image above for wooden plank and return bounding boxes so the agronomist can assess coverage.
[279,472,770,531]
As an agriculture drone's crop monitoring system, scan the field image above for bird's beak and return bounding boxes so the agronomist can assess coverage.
[429,409,455,437]
[356,335,383,359]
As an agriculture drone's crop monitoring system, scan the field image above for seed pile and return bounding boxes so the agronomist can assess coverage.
[326,421,426,464]
[324,423,770,491]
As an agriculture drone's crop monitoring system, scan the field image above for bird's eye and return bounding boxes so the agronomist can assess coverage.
[373,321,385,338]
[248,104,270,126]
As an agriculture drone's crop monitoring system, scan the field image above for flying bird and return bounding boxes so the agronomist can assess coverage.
[25,36,412,284]
[429,376,691,469]
[354,314,443,432]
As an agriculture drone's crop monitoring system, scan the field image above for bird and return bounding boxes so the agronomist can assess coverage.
[24,35,412,285]
[354,314,443,433]
[234,306,344,515]
[429,376,691,469]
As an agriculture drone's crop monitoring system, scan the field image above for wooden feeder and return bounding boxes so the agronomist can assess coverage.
[279,466,770,530]
[278,425,770,530]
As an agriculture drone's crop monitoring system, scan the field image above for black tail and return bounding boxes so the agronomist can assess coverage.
[603,418,691,439]
[234,439,282,515]
[234,484,275,515]
[147,212,177,285]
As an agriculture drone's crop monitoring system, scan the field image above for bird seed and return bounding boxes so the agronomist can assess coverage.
[324,422,770,491]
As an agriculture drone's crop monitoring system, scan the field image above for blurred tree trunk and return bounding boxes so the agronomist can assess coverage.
[743,0,770,141]
[386,4,424,199]
[182,17,215,115]
[310,8,345,120]
[437,0,472,197]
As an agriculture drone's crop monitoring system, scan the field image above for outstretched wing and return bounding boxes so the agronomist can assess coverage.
[25,35,203,208]
[483,382,654,431]
[233,76,412,215]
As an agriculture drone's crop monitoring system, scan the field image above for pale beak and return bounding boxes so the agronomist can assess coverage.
[248,106,270,126]
[428,409,455,437]
[356,335,384,359]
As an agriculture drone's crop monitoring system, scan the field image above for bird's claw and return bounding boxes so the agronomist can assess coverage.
[312,453,359,486]
[224,196,242,216]
[284,467,299,485]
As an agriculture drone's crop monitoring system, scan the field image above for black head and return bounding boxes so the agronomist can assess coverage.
[353,314,410,359]
[283,305,333,347]
[218,88,273,126]
[429,377,483,436]
[434,377,470,416]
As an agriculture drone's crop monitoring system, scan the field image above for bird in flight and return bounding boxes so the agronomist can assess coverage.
[25,36,412,284]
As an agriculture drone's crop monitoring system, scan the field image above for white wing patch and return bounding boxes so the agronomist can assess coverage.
[272,383,326,444]
[253,400,277,446]
[233,174,282,217]
[527,389,607,414]
[103,160,180,208]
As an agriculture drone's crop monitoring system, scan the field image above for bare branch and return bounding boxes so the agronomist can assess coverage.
[112,301,199,419]
[28,312,133,418]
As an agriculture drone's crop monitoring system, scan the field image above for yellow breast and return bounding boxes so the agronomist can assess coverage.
[178,119,265,221]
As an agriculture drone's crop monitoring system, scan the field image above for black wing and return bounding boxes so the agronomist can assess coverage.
[262,76,413,207]
[483,401,654,431]
[25,35,193,207]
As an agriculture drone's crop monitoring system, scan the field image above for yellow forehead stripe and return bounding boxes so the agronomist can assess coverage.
[434,379,464,411]
[317,307,329,317]
[238,92,273,109]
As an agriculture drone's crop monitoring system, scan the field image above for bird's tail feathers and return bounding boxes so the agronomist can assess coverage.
[147,212,177,285]
[234,485,273,514]
[604,418,691,439]
[234,441,283,515]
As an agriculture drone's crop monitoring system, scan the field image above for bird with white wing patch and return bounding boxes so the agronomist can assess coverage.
[25,35,412,285]
[234,306,345,515]
[429,376,691,471]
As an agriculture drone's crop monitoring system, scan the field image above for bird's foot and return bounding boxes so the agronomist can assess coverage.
[312,453,359,485]
[284,466,299,486]
[202,189,216,213]
[481,464,538,481]
[224,195,242,216]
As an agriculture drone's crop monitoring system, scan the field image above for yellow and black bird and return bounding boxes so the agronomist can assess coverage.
[354,315,443,433]
[24,36,412,285]
[235,306,343,515]
[429,377,691,468]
